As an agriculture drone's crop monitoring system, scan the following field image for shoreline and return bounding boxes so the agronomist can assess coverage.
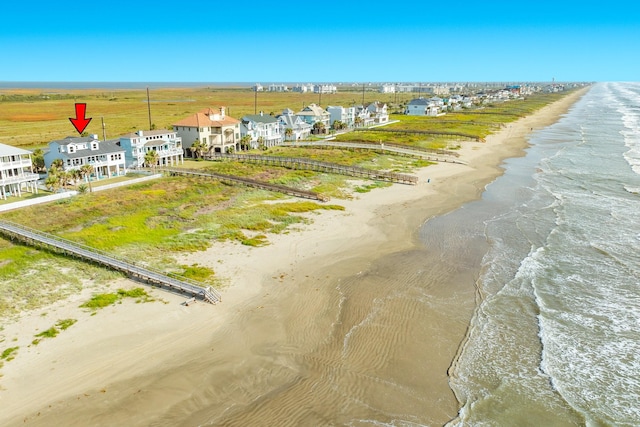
[0,88,589,426]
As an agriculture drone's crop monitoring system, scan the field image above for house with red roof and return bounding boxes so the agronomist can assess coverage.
[172,107,241,156]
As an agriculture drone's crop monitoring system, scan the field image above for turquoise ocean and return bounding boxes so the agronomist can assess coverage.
[446,82,640,426]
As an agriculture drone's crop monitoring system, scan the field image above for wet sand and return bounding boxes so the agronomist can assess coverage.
[0,88,588,426]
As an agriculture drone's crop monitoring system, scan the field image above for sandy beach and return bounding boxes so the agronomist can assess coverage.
[0,88,588,426]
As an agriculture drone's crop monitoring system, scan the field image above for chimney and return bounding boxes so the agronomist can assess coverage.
[220,107,225,119]
[90,134,99,140]
[138,130,144,137]
[260,110,263,116]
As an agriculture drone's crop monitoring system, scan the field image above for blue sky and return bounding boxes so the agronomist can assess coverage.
[2,1,638,83]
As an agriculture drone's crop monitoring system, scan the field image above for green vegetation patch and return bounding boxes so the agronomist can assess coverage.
[1,346,19,361]
[32,318,79,345]
[57,318,77,330]
[179,263,215,282]
[354,181,393,193]
[80,287,154,311]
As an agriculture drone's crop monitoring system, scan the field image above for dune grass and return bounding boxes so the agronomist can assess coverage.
[1,346,19,363]
[31,318,78,345]
[80,288,154,311]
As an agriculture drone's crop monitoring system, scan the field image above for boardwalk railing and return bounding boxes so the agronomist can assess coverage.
[278,141,466,164]
[0,220,221,304]
[353,127,483,141]
[206,153,419,185]
[160,167,330,201]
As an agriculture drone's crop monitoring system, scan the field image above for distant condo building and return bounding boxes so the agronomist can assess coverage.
[268,84,289,92]
[379,84,396,93]
[313,84,337,94]
[291,84,314,93]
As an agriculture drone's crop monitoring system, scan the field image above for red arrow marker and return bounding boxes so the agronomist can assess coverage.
[69,103,92,134]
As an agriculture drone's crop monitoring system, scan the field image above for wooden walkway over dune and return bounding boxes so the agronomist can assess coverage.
[161,167,330,201]
[353,127,483,142]
[278,141,466,164]
[0,220,221,304]
[206,153,419,185]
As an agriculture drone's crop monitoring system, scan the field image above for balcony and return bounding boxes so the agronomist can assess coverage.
[0,173,39,185]
[0,159,32,170]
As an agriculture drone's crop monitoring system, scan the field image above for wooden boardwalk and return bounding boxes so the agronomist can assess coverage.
[206,153,419,185]
[353,127,483,141]
[0,220,221,304]
[278,141,466,164]
[162,167,330,201]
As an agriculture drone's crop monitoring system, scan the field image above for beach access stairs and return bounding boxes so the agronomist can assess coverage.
[0,220,221,304]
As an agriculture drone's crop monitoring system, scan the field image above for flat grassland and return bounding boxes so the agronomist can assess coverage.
[1,86,560,149]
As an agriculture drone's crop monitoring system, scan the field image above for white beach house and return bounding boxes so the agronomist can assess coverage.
[240,112,283,148]
[326,105,356,128]
[119,129,184,168]
[44,135,126,180]
[277,109,312,141]
[0,142,39,200]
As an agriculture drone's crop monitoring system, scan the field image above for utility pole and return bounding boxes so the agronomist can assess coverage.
[254,88,257,114]
[101,116,106,141]
[146,87,152,130]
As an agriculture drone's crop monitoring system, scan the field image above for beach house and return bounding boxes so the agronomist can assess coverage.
[326,105,356,128]
[119,129,184,168]
[173,107,241,156]
[277,109,312,141]
[296,104,331,128]
[405,98,441,116]
[44,135,126,180]
[354,105,375,127]
[366,102,389,124]
[0,142,39,200]
[240,112,283,148]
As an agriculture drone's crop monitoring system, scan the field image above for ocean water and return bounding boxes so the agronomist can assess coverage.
[447,82,640,426]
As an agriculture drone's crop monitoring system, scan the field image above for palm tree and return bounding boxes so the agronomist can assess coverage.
[44,174,60,192]
[189,139,206,159]
[50,158,64,174]
[79,164,94,193]
[312,121,326,135]
[32,148,45,173]
[240,135,252,151]
[284,127,293,141]
[333,120,345,131]
[144,149,160,170]
[70,168,82,187]
[354,116,364,128]
[57,170,71,190]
